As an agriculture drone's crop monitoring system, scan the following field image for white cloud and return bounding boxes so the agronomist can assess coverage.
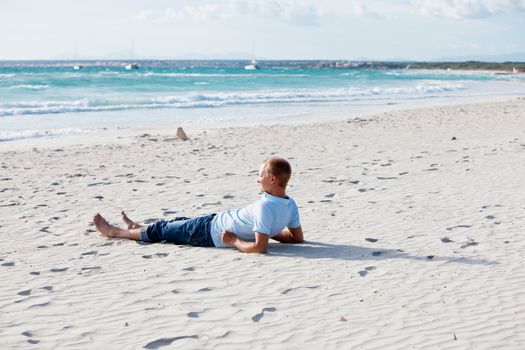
[412,0,525,19]
[134,10,155,21]
[140,1,395,26]
[232,0,321,26]
[165,4,228,20]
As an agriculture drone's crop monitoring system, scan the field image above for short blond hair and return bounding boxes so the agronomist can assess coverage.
[262,157,292,188]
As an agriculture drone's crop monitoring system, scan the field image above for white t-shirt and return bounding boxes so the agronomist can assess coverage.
[210,192,301,248]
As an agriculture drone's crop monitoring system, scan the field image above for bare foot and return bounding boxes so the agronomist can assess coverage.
[93,213,117,237]
[121,211,142,229]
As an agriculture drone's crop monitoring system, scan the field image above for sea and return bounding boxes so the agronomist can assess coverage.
[1,60,525,142]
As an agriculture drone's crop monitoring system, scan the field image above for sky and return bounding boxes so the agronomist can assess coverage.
[0,0,524,60]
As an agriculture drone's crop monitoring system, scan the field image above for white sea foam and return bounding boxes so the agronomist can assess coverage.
[0,82,466,117]
[0,127,95,142]
[140,72,310,78]
[141,72,254,78]
[11,84,49,90]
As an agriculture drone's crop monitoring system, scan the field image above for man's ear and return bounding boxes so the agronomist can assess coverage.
[270,175,277,184]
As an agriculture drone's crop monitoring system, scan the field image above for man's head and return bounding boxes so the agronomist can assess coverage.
[258,156,292,194]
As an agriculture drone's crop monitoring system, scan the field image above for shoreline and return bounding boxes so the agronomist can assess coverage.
[1,94,523,151]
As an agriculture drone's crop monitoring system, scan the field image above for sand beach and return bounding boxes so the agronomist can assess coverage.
[1,97,525,349]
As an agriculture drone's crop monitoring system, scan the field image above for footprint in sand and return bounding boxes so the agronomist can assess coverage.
[358,266,376,277]
[446,224,472,231]
[201,201,222,207]
[441,237,454,243]
[460,239,479,249]
[281,286,320,295]
[2,262,15,267]
[50,267,68,273]
[358,188,375,193]
[81,251,98,256]
[18,289,32,296]
[21,331,40,344]
[252,307,277,322]
[143,336,199,349]
[142,253,169,259]
[187,310,206,318]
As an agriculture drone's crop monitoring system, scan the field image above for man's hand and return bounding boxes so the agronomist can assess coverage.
[272,226,303,243]
[221,231,237,245]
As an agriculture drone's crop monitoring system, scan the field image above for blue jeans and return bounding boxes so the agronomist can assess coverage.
[139,214,216,247]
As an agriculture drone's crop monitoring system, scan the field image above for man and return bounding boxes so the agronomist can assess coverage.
[93,156,303,253]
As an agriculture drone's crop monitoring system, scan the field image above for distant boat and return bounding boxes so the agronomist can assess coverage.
[125,41,139,70]
[72,44,82,70]
[244,59,260,70]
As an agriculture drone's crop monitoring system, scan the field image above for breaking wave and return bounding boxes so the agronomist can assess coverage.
[0,82,465,117]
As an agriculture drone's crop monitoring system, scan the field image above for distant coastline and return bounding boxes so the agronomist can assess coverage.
[0,59,523,72]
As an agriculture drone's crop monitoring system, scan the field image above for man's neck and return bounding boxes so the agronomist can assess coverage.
[264,188,286,198]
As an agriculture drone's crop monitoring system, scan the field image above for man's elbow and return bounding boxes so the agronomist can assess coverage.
[245,244,267,254]
[249,247,267,254]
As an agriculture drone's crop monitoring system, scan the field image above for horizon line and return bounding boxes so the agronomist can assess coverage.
[1,58,525,63]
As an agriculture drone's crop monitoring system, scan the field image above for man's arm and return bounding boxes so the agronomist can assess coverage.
[221,231,269,253]
[272,226,303,243]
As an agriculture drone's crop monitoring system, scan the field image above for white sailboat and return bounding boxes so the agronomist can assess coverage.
[72,44,83,70]
[244,59,260,70]
[125,63,139,70]
[125,42,140,70]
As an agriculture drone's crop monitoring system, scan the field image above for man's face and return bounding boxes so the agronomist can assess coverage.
[257,163,273,192]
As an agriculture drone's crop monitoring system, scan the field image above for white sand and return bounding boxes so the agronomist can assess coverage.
[1,97,525,349]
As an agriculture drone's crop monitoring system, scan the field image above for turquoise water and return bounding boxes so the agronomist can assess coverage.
[1,62,524,141]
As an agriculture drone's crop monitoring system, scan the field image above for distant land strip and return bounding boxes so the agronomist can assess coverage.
[0,60,523,72]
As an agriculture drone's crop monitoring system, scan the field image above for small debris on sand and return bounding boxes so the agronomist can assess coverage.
[176,127,189,141]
